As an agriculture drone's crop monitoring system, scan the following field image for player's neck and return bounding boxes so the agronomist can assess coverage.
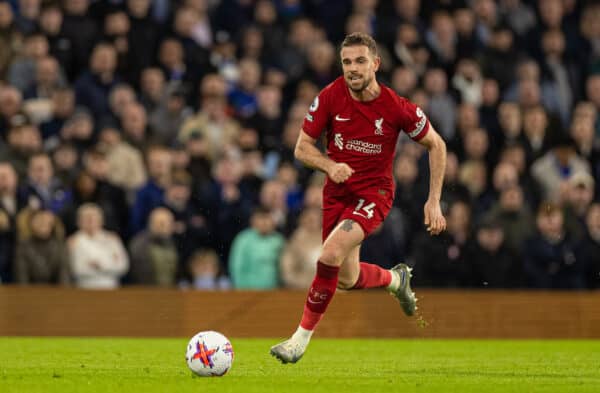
[349,81,381,102]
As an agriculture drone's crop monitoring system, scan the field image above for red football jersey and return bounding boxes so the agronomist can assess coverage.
[301,76,430,197]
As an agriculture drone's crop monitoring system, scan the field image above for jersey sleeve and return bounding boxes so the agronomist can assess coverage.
[396,97,430,142]
[301,86,331,139]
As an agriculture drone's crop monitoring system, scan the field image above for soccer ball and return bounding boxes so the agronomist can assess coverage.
[185,331,234,377]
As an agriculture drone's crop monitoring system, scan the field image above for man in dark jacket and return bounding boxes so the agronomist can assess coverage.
[14,209,70,285]
[523,201,585,289]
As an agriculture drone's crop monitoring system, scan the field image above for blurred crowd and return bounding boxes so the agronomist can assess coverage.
[1,0,600,290]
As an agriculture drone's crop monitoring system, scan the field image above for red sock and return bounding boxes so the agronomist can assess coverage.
[351,262,392,289]
[299,261,339,331]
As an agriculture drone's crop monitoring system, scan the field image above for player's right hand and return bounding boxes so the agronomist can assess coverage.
[327,162,354,183]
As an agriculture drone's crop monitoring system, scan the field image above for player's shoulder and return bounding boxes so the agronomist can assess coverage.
[311,77,346,112]
[379,82,411,106]
[320,76,346,97]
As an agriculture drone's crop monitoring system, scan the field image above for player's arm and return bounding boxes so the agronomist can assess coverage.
[294,129,354,184]
[416,125,447,235]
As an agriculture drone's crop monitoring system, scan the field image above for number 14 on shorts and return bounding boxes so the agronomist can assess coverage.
[353,198,375,219]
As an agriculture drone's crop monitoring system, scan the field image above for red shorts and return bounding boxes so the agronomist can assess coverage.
[322,189,393,241]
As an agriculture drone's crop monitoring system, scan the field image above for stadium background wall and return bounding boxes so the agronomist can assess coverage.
[1,287,599,338]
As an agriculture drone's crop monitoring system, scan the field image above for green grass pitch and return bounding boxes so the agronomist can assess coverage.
[1,338,599,392]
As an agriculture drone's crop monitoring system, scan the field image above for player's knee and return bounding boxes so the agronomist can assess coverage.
[319,245,345,266]
[337,278,356,290]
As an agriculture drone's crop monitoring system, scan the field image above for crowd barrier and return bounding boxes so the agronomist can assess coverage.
[1,286,599,338]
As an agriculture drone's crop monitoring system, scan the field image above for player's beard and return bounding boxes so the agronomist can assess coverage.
[346,73,372,93]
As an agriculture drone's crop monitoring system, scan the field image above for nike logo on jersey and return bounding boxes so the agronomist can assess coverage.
[335,114,351,121]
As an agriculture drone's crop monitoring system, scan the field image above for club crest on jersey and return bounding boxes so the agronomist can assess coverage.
[374,118,384,135]
[309,96,319,112]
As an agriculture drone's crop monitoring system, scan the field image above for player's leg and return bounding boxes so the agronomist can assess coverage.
[335,234,417,316]
[336,197,417,315]
[270,219,364,364]
[336,245,360,289]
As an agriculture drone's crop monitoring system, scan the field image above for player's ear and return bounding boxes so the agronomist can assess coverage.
[373,55,381,72]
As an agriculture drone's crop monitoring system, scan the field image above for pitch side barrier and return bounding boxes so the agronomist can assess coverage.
[1,287,599,338]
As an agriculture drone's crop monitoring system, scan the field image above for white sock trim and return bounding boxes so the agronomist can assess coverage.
[387,269,399,291]
[291,326,313,347]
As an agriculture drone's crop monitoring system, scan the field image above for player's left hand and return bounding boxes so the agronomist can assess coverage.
[424,199,446,235]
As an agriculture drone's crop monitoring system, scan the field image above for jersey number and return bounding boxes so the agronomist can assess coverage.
[353,199,375,219]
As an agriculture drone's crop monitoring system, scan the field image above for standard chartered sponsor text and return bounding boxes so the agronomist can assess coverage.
[345,139,382,154]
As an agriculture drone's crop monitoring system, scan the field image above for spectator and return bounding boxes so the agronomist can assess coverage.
[39,87,75,141]
[390,66,418,97]
[523,201,584,289]
[68,203,129,289]
[59,108,95,152]
[38,4,75,81]
[74,42,121,120]
[51,142,79,188]
[438,151,470,214]
[23,55,66,100]
[126,0,160,83]
[521,105,554,164]
[107,83,137,122]
[178,73,240,160]
[0,2,20,79]
[120,102,153,151]
[497,102,522,147]
[585,75,600,135]
[130,146,172,234]
[486,184,535,257]
[228,57,261,118]
[577,203,600,289]
[19,152,71,215]
[14,209,70,285]
[563,172,595,242]
[171,6,212,77]
[63,148,129,237]
[280,207,321,289]
[303,40,337,88]
[210,153,253,263]
[157,38,192,86]
[531,134,591,203]
[540,28,579,126]
[463,217,522,288]
[480,24,518,91]
[0,85,24,135]
[458,159,493,218]
[139,67,165,114]
[183,248,231,290]
[246,84,285,153]
[161,170,213,265]
[412,200,472,287]
[61,0,99,78]
[149,85,193,146]
[8,32,49,92]
[97,126,147,195]
[451,58,483,107]
[570,113,599,171]
[499,0,536,39]
[229,207,284,289]
[129,207,178,286]
[425,11,457,74]
[393,154,426,251]
[424,68,456,140]
[0,162,21,283]
[259,179,290,233]
[102,9,134,82]
[0,162,22,220]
